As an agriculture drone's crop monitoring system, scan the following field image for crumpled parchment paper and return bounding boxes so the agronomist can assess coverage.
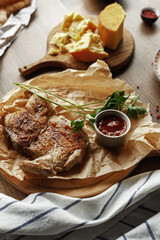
[0,0,36,57]
[0,60,159,197]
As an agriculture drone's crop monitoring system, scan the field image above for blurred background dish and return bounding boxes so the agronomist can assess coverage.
[141,7,159,25]
[153,48,160,81]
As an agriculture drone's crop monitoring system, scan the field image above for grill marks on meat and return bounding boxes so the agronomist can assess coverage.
[28,121,85,158]
[4,94,87,176]
[5,94,50,153]
[19,120,86,175]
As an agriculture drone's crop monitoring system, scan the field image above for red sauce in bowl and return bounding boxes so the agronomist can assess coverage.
[98,115,127,136]
[142,10,157,19]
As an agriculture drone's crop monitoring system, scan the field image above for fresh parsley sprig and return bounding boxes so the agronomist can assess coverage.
[92,91,129,116]
[126,96,147,119]
[14,83,147,132]
[71,118,85,133]
[92,90,147,120]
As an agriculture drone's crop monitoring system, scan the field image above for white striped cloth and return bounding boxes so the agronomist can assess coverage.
[95,190,160,240]
[0,0,36,57]
[0,169,160,240]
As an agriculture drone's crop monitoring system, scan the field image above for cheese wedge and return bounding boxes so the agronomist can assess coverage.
[61,11,97,40]
[50,32,70,47]
[49,11,109,62]
[48,48,59,55]
[66,30,108,62]
[98,3,126,50]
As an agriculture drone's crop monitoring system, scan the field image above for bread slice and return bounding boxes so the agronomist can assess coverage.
[0,0,31,26]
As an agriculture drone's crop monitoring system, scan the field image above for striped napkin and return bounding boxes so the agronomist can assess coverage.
[0,169,160,240]
[0,0,36,57]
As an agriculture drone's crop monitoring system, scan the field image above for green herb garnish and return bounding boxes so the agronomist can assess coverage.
[71,118,85,133]
[14,83,147,132]
[92,90,147,120]
[126,95,147,119]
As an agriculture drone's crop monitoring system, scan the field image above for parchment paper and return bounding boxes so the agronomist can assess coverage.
[0,60,159,197]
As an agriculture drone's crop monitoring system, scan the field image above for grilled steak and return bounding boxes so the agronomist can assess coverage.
[4,94,87,176]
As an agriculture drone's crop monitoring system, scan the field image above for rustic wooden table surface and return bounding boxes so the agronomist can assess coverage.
[0,0,160,200]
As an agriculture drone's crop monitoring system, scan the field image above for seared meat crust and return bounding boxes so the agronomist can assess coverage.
[4,94,50,153]
[4,94,87,176]
[19,119,86,175]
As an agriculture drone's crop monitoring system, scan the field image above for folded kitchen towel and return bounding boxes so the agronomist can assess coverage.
[95,184,160,239]
[0,169,160,240]
[0,0,36,57]
[116,212,160,240]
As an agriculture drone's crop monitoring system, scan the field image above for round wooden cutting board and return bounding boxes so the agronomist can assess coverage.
[19,16,135,77]
[0,165,136,198]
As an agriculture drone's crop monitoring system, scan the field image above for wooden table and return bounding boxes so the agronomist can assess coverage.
[0,0,160,200]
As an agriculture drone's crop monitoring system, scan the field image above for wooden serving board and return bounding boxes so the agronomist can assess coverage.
[19,16,135,77]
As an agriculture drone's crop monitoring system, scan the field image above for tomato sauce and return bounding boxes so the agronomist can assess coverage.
[98,115,127,136]
[142,10,157,19]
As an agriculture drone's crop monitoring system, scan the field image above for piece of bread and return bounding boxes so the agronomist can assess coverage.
[0,0,20,7]
[0,0,31,26]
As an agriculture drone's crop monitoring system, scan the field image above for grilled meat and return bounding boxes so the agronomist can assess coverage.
[4,94,50,153]
[4,94,87,176]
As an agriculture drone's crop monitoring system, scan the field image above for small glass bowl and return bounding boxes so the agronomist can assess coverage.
[141,7,159,25]
[94,109,131,148]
